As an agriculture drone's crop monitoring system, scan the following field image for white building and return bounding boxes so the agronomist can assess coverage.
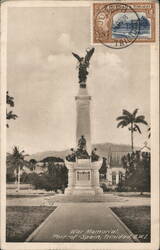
[104,151,128,189]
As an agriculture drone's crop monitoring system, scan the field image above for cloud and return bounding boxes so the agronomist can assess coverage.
[14,32,75,76]
[90,51,129,91]
[14,46,76,86]
[46,53,72,70]
[13,31,86,85]
[11,45,129,100]
[93,51,125,70]
[16,47,43,67]
[57,33,76,51]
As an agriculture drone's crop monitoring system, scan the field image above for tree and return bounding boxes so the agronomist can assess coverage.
[7,146,27,191]
[46,162,68,192]
[116,109,148,152]
[6,91,18,128]
[41,156,64,163]
[26,163,68,192]
[148,126,151,139]
[121,151,150,194]
[99,157,108,179]
[29,159,37,170]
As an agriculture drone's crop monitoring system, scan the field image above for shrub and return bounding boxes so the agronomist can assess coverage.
[23,172,39,184]
[100,183,109,192]
[115,182,127,192]
[23,166,68,192]
[20,172,28,183]
[122,151,150,192]
[6,173,15,183]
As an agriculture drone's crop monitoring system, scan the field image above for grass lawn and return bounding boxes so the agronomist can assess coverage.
[111,206,150,242]
[115,193,150,198]
[6,206,56,242]
[7,193,55,199]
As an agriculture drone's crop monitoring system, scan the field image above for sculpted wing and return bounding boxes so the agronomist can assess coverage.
[72,52,81,62]
[85,48,95,63]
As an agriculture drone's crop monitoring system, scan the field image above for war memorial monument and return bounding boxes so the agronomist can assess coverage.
[64,48,104,198]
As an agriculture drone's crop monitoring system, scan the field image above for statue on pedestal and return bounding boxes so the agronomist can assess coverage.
[66,137,101,162]
[66,135,90,161]
[91,148,99,162]
[78,135,86,150]
[76,135,90,159]
[72,48,95,88]
[66,148,76,162]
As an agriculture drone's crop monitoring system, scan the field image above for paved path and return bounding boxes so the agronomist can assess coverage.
[7,193,150,207]
[27,203,136,242]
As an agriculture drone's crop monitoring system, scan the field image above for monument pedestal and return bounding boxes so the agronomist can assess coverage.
[65,158,103,197]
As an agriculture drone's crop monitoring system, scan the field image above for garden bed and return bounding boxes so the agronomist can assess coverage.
[6,206,56,242]
[111,206,150,242]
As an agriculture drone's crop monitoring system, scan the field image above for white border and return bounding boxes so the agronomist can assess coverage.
[1,1,7,247]
[1,1,159,250]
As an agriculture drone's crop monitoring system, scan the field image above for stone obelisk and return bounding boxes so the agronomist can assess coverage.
[64,48,103,199]
[75,87,91,153]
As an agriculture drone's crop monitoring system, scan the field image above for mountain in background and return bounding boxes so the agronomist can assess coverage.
[25,142,137,161]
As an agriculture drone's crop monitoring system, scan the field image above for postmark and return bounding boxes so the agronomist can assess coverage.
[93,2,156,49]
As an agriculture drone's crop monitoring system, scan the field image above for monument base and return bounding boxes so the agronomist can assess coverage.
[65,186,103,196]
[54,193,105,202]
[65,158,104,200]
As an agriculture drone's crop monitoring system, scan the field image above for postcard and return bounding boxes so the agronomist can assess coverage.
[0,0,159,250]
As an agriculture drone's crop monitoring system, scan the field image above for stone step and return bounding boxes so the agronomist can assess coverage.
[53,194,105,202]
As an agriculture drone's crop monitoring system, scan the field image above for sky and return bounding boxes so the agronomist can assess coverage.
[7,7,150,154]
[113,12,149,23]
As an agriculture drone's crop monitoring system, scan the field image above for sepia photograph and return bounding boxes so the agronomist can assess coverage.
[0,1,159,250]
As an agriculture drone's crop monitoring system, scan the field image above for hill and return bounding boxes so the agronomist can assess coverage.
[25,149,70,162]
[25,142,135,161]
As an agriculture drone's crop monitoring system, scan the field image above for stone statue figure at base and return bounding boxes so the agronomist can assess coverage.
[66,135,101,162]
[91,148,99,162]
[76,135,90,159]
[72,48,95,88]
[78,135,86,150]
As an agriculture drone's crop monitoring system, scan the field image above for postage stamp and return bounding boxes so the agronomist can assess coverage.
[93,2,156,48]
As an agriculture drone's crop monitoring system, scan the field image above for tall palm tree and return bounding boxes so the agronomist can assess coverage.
[148,126,151,139]
[6,91,18,128]
[7,146,27,191]
[116,109,148,152]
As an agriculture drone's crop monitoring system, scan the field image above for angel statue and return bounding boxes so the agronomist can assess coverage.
[72,47,95,88]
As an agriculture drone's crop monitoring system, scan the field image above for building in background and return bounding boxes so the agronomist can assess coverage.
[105,151,127,189]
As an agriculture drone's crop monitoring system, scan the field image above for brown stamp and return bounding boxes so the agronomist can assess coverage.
[93,2,156,49]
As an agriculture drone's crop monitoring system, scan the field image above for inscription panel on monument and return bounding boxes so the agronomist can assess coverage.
[76,170,91,186]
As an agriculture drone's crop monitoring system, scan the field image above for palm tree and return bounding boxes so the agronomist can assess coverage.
[6,91,18,128]
[148,126,151,139]
[116,109,148,152]
[7,146,27,191]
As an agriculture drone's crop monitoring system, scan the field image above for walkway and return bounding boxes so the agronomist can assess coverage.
[26,203,136,242]
[7,193,150,207]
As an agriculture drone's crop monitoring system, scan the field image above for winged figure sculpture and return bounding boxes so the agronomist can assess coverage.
[72,47,95,87]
